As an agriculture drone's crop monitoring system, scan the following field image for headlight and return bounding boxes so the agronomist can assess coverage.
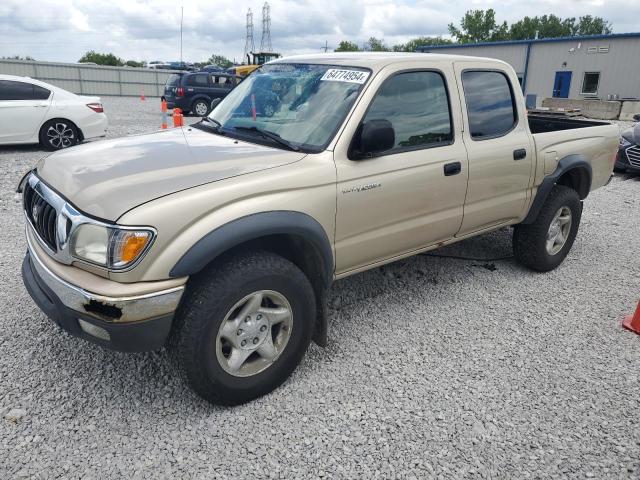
[70,224,154,269]
[620,136,632,147]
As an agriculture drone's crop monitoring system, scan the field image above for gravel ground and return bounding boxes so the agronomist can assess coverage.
[1,97,639,479]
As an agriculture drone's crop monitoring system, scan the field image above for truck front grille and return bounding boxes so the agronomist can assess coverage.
[627,145,640,167]
[23,182,58,252]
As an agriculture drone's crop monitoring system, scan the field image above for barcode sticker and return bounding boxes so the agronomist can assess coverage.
[320,69,370,84]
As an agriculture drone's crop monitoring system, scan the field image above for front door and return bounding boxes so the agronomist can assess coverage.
[552,71,572,98]
[333,68,469,274]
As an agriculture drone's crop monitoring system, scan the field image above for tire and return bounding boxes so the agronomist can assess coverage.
[39,119,80,150]
[191,99,210,117]
[173,250,316,405]
[513,185,582,272]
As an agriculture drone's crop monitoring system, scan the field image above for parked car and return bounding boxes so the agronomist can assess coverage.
[0,75,107,150]
[19,54,618,406]
[162,72,241,116]
[199,65,225,73]
[615,113,640,173]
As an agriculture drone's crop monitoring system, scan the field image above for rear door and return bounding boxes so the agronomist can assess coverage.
[453,62,534,235]
[209,75,234,99]
[0,80,51,143]
[185,73,211,101]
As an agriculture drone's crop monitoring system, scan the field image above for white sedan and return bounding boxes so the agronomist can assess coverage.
[0,74,108,150]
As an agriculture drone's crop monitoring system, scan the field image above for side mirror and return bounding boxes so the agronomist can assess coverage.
[351,119,395,160]
[633,113,640,122]
[210,98,221,111]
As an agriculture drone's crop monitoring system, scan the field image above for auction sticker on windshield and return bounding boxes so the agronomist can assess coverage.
[321,69,370,84]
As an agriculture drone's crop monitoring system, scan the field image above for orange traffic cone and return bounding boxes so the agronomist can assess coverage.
[173,108,184,127]
[622,301,640,334]
[161,99,168,129]
[140,91,146,101]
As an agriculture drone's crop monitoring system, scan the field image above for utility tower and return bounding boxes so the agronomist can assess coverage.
[244,8,255,61]
[260,2,272,53]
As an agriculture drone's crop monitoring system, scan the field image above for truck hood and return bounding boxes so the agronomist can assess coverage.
[36,127,306,221]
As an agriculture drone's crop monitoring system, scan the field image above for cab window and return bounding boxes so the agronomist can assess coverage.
[461,70,517,139]
[362,71,453,152]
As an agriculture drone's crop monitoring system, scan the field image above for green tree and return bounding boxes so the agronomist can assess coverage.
[448,9,509,43]
[204,54,233,68]
[78,51,124,66]
[393,36,452,52]
[510,14,612,40]
[365,37,390,51]
[334,40,360,52]
[576,15,612,35]
[2,55,35,60]
[125,60,144,68]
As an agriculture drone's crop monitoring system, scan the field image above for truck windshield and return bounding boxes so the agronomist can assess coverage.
[208,63,371,152]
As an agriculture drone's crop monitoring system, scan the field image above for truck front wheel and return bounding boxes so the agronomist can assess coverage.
[513,185,582,272]
[173,251,315,405]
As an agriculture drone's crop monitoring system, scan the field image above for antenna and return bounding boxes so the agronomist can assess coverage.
[180,6,184,64]
[244,8,255,62]
[260,2,272,53]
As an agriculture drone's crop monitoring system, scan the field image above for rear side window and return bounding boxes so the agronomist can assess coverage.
[166,74,181,87]
[362,71,453,152]
[33,85,51,100]
[0,80,38,100]
[461,70,517,139]
[186,74,209,87]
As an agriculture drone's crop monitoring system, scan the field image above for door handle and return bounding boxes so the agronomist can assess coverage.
[443,161,462,176]
[513,148,527,160]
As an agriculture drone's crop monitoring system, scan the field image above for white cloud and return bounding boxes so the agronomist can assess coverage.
[0,0,637,63]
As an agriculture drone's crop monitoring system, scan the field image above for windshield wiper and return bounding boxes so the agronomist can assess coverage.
[195,116,223,134]
[233,126,300,152]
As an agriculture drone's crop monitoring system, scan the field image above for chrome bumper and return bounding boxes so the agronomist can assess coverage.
[27,233,184,324]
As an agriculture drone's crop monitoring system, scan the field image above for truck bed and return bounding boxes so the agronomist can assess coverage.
[528,115,609,134]
[528,114,619,192]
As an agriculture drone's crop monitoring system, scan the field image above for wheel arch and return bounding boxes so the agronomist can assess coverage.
[169,211,334,346]
[522,154,592,224]
[39,117,84,143]
[190,95,212,110]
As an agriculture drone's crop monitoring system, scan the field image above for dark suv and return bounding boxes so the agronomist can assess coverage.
[163,72,241,116]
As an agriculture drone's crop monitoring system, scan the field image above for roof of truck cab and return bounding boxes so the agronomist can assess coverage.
[269,52,508,70]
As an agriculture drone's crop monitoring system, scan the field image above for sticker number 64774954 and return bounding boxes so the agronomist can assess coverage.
[320,69,370,84]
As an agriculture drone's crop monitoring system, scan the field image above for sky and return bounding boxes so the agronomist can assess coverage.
[0,0,638,64]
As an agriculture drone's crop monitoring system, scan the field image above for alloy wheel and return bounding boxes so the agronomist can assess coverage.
[215,290,293,377]
[546,206,572,255]
[46,122,75,149]
[194,102,208,116]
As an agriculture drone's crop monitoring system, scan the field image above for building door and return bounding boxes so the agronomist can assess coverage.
[552,72,572,98]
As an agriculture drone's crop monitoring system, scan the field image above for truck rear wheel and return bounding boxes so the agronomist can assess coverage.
[513,185,582,272]
[173,251,315,405]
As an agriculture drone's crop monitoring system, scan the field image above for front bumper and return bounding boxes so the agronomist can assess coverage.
[21,244,185,352]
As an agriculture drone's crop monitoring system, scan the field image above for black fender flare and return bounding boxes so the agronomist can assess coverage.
[169,211,334,286]
[522,154,592,224]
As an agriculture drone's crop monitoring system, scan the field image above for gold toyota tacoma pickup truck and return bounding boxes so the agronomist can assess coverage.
[19,53,618,405]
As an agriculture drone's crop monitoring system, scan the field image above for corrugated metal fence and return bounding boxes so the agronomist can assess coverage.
[0,59,174,97]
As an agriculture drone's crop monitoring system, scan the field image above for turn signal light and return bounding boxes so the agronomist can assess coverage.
[114,231,152,266]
